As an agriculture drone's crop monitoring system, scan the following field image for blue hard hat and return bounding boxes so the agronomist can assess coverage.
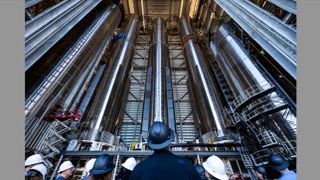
[194,164,208,180]
[90,154,114,175]
[268,153,289,171]
[147,122,175,150]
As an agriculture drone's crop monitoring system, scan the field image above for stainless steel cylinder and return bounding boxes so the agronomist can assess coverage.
[25,4,122,149]
[179,16,225,137]
[25,0,102,70]
[87,16,141,141]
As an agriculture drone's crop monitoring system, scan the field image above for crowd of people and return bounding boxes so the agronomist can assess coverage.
[25,122,296,180]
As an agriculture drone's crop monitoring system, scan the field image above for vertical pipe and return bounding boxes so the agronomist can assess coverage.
[153,18,164,122]
[89,16,140,141]
[211,24,296,141]
[25,4,122,149]
[179,17,225,137]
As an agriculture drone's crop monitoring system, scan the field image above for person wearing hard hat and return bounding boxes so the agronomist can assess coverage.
[25,154,44,172]
[116,157,137,180]
[255,165,268,180]
[90,154,115,180]
[25,163,47,180]
[194,164,208,180]
[81,158,96,180]
[268,153,296,180]
[56,161,75,180]
[202,155,229,180]
[130,122,199,180]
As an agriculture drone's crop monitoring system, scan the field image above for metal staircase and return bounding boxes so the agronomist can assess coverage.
[36,119,77,168]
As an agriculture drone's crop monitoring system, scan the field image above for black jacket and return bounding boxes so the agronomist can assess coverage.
[130,150,199,180]
[116,168,132,180]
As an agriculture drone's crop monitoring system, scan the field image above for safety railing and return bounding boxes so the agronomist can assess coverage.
[232,83,273,110]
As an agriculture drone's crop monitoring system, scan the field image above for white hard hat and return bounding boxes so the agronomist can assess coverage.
[81,158,96,178]
[30,163,47,178]
[202,155,228,180]
[58,161,74,173]
[121,157,136,171]
[25,154,44,166]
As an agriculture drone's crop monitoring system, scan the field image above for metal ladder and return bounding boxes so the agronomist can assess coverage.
[238,139,259,180]
[36,119,75,168]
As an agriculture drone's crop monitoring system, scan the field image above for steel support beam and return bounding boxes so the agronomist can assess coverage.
[60,150,241,158]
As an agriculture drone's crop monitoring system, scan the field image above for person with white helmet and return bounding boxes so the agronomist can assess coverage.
[25,163,47,180]
[115,157,137,180]
[25,154,44,172]
[56,161,75,180]
[202,155,229,180]
[81,158,96,180]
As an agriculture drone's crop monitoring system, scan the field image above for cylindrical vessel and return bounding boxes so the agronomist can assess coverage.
[84,16,140,141]
[212,24,272,104]
[25,4,122,149]
[212,24,296,142]
[179,16,225,137]
[151,18,168,123]
[25,0,102,70]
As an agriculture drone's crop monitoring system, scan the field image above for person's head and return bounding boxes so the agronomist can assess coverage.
[268,153,289,172]
[25,163,47,180]
[147,122,175,150]
[90,154,115,180]
[58,161,74,179]
[25,154,44,171]
[122,157,137,171]
[202,155,228,180]
[194,164,208,180]
[256,165,267,180]
[25,169,43,180]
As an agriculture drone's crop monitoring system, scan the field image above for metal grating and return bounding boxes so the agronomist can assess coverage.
[118,33,149,147]
[169,33,198,143]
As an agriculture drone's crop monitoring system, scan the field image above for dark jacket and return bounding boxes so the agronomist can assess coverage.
[116,168,132,180]
[130,150,199,180]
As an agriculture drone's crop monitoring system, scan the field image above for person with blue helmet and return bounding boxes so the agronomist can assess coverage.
[268,153,296,180]
[90,154,115,180]
[130,122,199,180]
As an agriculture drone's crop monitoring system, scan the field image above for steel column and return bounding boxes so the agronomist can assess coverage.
[179,17,225,137]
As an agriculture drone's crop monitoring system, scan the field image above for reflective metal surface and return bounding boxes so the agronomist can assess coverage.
[150,18,168,123]
[25,0,102,70]
[179,16,225,137]
[212,24,272,100]
[88,16,140,141]
[267,0,296,15]
[212,24,296,142]
[215,0,296,79]
[25,4,121,148]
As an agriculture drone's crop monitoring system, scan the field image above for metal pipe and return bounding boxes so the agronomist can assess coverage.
[151,18,166,123]
[215,0,296,80]
[25,0,42,9]
[25,0,102,71]
[212,24,272,101]
[211,24,296,141]
[267,0,296,15]
[179,17,225,137]
[89,16,140,141]
[25,4,122,148]
[26,0,81,38]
